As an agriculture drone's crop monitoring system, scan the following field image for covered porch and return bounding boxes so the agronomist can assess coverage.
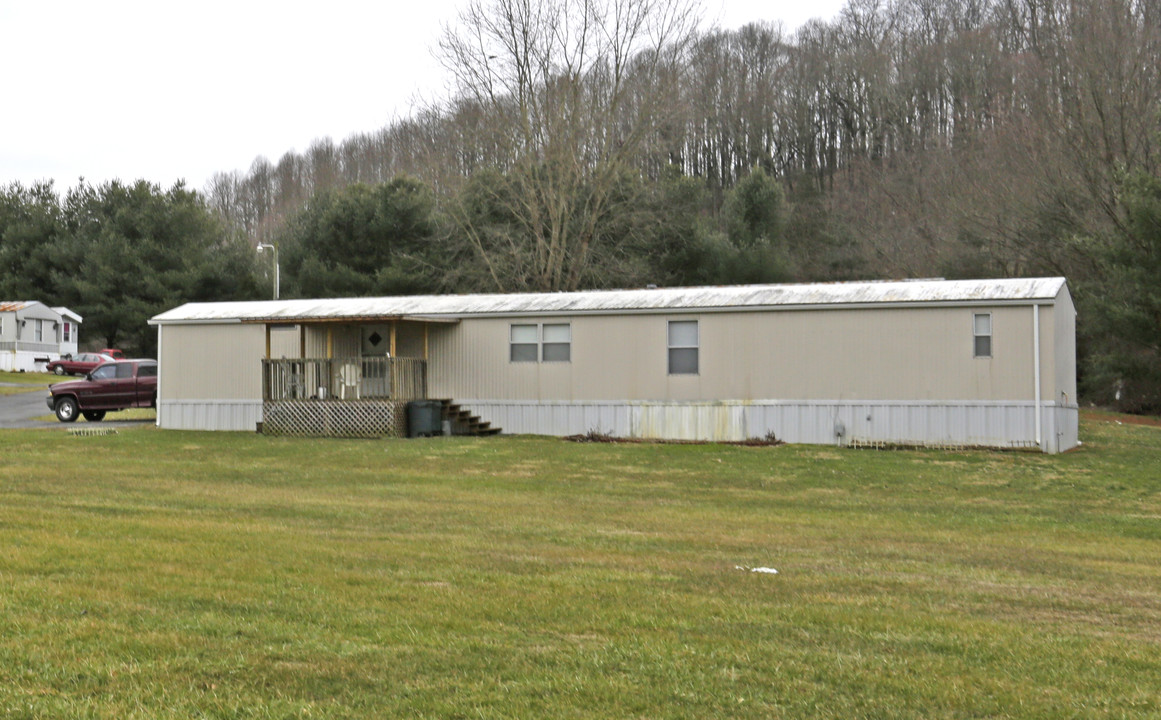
[258,318,438,438]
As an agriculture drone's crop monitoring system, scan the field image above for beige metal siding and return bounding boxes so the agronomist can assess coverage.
[304,323,423,359]
[268,324,300,358]
[333,326,359,357]
[1054,287,1078,404]
[161,323,265,400]
[301,324,359,357]
[1035,305,1053,404]
[430,306,1053,402]
[306,326,327,357]
[396,321,426,358]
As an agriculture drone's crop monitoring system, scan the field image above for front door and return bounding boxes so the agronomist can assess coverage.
[360,325,392,397]
[361,324,392,356]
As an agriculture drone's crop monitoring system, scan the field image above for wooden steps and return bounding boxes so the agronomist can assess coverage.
[437,399,502,436]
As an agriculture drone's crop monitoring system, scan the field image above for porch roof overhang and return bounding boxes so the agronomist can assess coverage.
[240,314,461,325]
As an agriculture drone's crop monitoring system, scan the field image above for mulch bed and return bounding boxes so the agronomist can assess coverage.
[564,431,785,446]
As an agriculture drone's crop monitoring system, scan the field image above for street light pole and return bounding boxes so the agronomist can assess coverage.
[256,242,279,300]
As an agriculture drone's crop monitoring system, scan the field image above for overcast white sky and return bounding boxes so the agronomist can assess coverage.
[0,0,846,194]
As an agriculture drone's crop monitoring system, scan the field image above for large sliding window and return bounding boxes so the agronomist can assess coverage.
[668,320,699,375]
[510,322,571,363]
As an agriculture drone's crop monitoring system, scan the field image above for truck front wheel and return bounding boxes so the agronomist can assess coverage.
[55,397,80,423]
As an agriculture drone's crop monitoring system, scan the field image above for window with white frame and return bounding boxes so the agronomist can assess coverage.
[63,322,72,342]
[510,322,572,363]
[34,319,44,342]
[668,320,699,375]
[542,323,570,361]
[510,324,538,362]
[973,313,992,358]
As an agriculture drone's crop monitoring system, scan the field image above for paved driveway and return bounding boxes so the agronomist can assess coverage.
[0,385,57,429]
[1,384,156,429]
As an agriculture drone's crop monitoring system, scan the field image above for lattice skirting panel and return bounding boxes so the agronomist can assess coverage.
[262,400,408,438]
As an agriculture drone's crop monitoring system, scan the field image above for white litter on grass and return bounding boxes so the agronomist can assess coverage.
[68,428,118,437]
[735,565,778,574]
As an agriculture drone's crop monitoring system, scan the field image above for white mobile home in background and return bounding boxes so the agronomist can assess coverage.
[149,277,1078,453]
[0,301,83,372]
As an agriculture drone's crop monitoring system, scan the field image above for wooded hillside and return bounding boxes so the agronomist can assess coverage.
[2,0,1158,411]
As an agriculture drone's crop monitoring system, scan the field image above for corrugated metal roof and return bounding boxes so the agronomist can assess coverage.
[149,277,1068,325]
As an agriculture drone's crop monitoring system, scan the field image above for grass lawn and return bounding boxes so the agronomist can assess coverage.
[0,416,1158,718]
[0,370,55,395]
[32,408,158,424]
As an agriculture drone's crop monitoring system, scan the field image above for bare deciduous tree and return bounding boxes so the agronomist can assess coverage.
[437,0,702,291]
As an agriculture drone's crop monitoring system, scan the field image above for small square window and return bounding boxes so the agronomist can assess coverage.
[973,313,992,358]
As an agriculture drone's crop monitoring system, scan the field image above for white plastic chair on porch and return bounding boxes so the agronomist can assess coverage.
[338,363,361,400]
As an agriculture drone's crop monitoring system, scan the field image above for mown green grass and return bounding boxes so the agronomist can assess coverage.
[0,371,55,395]
[0,418,1158,718]
[33,408,157,424]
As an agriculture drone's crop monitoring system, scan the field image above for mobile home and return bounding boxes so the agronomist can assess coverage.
[0,301,83,372]
[148,278,1078,452]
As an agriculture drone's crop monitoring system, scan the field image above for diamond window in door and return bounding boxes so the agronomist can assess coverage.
[361,325,392,355]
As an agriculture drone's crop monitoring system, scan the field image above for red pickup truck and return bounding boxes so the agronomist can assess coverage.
[46,359,158,422]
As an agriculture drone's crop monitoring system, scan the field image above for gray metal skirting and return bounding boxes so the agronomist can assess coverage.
[460,400,1080,453]
[157,398,1079,453]
[160,399,411,438]
[158,400,263,432]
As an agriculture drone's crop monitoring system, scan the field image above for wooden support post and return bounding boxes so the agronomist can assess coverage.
[389,323,397,398]
[327,327,334,359]
[423,324,429,360]
[265,324,271,360]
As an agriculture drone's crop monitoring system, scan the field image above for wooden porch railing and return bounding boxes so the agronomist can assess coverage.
[262,357,427,402]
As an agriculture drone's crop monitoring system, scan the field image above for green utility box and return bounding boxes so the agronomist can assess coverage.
[407,400,443,438]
